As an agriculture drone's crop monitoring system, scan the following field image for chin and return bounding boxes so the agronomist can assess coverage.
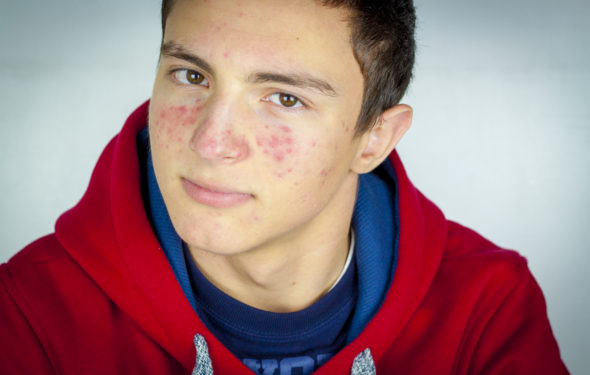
[179,225,250,257]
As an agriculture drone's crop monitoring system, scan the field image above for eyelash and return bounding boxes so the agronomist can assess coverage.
[170,68,210,87]
[262,93,305,109]
[168,68,307,110]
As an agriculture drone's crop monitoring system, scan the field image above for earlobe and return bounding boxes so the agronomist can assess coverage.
[351,104,413,174]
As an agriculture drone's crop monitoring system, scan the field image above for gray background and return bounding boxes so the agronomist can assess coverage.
[1,0,588,372]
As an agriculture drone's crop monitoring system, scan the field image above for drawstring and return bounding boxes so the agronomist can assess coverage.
[192,335,214,375]
[350,349,376,375]
[192,334,376,375]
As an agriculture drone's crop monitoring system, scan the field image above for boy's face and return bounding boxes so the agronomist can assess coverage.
[149,0,367,256]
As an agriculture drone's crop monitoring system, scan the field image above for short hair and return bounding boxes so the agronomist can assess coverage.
[160,0,416,134]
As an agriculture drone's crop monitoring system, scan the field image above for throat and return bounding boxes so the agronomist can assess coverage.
[187,230,353,312]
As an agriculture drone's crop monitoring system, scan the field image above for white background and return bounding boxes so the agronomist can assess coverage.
[1,0,588,372]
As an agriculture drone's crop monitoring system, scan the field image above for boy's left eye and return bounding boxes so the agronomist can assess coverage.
[265,93,303,108]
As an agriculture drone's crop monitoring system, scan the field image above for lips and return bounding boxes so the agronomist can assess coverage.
[181,178,252,208]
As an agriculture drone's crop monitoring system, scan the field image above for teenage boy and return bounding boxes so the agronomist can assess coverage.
[0,0,568,374]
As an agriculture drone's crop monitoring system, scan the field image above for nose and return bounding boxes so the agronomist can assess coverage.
[189,98,250,163]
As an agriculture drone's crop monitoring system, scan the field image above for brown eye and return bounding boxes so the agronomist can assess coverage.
[186,70,205,85]
[173,69,208,86]
[278,94,299,107]
[264,93,303,108]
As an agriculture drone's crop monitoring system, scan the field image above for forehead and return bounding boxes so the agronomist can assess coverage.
[163,0,359,80]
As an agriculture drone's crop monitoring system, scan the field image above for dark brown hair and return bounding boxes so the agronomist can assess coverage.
[160,0,416,134]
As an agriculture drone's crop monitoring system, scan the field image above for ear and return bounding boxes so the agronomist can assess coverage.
[351,104,412,174]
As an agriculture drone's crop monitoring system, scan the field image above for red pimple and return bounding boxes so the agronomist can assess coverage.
[269,135,280,148]
[280,126,291,133]
[256,127,297,162]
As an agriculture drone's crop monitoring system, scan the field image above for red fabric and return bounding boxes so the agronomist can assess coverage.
[0,102,568,374]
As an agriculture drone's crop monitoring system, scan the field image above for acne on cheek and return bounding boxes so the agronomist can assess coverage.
[256,125,295,164]
[158,99,204,127]
[155,99,204,150]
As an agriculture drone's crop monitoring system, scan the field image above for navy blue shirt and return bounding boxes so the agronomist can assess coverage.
[185,243,356,373]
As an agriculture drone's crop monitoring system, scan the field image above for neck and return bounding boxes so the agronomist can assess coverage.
[190,231,351,312]
[188,178,358,313]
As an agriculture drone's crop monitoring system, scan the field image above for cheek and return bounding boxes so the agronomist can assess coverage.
[256,125,297,177]
[153,99,204,149]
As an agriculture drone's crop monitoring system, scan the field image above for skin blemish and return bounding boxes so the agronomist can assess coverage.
[269,135,281,148]
[319,167,334,185]
[256,131,295,163]
[159,102,204,130]
[202,138,219,154]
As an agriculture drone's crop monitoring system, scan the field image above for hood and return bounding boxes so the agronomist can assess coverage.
[55,101,448,374]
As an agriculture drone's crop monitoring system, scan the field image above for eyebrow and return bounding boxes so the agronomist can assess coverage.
[161,41,338,97]
[247,72,338,97]
[160,41,214,75]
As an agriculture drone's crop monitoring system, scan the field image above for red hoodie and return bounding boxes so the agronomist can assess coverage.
[0,101,568,374]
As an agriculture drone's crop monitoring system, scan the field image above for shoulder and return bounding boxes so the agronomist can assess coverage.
[431,221,534,325]
[0,234,72,374]
[442,220,527,282]
[2,234,72,289]
[0,234,101,330]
